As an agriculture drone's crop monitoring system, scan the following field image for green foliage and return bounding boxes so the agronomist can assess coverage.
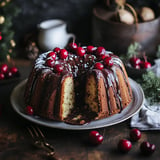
[120,42,142,62]
[0,0,21,62]
[126,42,142,58]
[139,71,160,104]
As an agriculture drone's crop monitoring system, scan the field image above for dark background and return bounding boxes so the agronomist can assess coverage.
[12,0,160,51]
[13,0,97,48]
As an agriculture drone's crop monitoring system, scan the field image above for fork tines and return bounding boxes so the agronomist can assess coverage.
[27,125,55,154]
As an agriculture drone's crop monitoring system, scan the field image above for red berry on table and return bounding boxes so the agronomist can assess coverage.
[68,42,77,51]
[140,141,156,155]
[89,130,103,145]
[86,45,95,54]
[26,106,34,115]
[53,47,61,53]
[46,59,55,67]
[129,57,141,67]
[118,139,132,153]
[76,47,85,57]
[95,47,105,57]
[47,51,56,60]
[94,62,104,70]
[59,49,68,59]
[130,128,141,141]
[0,73,5,80]
[5,71,13,78]
[0,64,8,73]
[103,57,113,67]
[54,64,63,73]
[10,67,18,75]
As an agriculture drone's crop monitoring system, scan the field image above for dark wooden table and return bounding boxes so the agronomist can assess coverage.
[0,59,159,160]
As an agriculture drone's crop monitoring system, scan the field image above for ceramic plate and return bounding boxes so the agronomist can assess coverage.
[10,78,144,130]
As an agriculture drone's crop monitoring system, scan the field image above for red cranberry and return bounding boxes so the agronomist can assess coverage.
[129,57,141,67]
[86,46,95,54]
[26,106,34,115]
[101,54,109,60]
[47,51,56,60]
[5,71,13,78]
[140,141,156,155]
[53,47,61,53]
[0,73,5,80]
[94,62,104,70]
[59,49,68,59]
[68,42,77,51]
[54,64,63,73]
[10,67,18,75]
[134,64,141,69]
[142,61,152,69]
[130,128,141,141]
[46,59,55,67]
[103,57,113,67]
[0,64,8,73]
[89,130,103,145]
[118,139,132,153]
[76,47,85,57]
[96,47,105,57]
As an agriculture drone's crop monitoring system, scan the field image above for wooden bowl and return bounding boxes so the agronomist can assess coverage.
[92,6,160,57]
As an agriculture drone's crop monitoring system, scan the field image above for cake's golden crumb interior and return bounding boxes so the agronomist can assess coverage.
[85,75,99,112]
[61,77,75,119]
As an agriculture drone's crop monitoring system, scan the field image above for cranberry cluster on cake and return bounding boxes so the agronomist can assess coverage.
[24,43,133,124]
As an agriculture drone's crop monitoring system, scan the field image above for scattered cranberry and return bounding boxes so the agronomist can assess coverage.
[0,73,5,80]
[89,130,103,145]
[134,64,141,69]
[46,59,55,67]
[140,141,156,155]
[95,47,105,57]
[94,62,104,70]
[26,106,34,115]
[141,61,152,69]
[10,67,18,75]
[103,57,113,67]
[54,64,63,73]
[53,47,61,53]
[59,49,68,59]
[68,42,77,51]
[0,64,8,74]
[130,128,141,141]
[76,47,85,57]
[129,57,141,67]
[47,51,56,60]
[118,139,132,153]
[86,46,95,54]
[5,71,13,78]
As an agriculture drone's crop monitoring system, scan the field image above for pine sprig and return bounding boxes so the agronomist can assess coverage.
[139,71,160,104]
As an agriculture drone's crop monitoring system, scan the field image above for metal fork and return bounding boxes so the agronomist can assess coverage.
[27,125,60,160]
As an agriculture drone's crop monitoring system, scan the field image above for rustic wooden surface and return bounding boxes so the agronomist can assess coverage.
[0,59,160,160]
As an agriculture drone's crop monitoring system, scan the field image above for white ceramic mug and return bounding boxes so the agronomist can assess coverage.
[37,19,75,51]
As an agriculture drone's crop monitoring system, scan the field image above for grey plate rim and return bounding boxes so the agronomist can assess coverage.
[10,78,144,130]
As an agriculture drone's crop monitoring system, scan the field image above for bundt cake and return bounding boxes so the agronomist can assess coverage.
[24,44,133,124]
